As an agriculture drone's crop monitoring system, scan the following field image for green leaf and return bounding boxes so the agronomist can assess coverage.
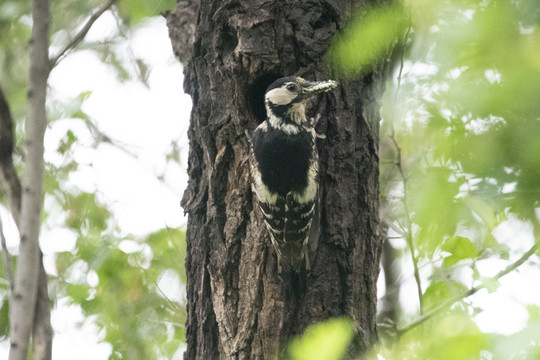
[57,130,78,155]
[441,236,478,267]
[425,314,486,360]
[423,280,467,312]
[66,283,92,303]
[64,192,109,233]
[526,305,540,324]
[409,167,464,255]
[479,276,499,293]
[55,251,76,274]
[463,196,499,231]
[147,228,187,283]
[117,0,176,24]
[289,318,354,360]
[390,312,486,360]
[330,4,408,76]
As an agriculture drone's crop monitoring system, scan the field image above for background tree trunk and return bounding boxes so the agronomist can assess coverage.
[379,239,400,326]
[9,0,51,359]
[168,1,387,358]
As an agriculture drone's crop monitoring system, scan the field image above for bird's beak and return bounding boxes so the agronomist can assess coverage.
[300,79,338,98]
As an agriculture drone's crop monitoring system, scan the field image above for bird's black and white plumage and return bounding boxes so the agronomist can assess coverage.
[249,76,337,272]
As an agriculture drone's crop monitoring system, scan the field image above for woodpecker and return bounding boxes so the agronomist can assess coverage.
[249,76,337,272]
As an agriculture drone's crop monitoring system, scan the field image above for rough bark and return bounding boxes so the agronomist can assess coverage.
[166,0,199,64]
[8,0,50,358]
[168,1,386,358]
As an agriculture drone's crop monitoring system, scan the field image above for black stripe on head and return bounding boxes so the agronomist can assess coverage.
[265,100,301,125]
[266,100,289,119]
[266,76,298,93]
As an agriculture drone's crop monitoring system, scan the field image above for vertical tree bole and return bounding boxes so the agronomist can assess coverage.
[168,1,387,358]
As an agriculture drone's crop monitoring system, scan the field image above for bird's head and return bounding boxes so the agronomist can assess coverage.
[264,76,337,126]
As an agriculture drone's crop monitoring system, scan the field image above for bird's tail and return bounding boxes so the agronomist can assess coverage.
[276,241,309,273]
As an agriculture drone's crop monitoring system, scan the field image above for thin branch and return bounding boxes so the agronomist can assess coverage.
[49,0,117,69]
[389,134,423,314]
[382,217,405,237]
[156,284,187,316]
[397,244,538,336]
[392,20,411,114]
[386,15,424,314]
[145,317,186,328]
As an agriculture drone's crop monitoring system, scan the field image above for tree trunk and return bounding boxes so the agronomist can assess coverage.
[168,1,386,358]
[8,0,52,358]
[379,239,400,325]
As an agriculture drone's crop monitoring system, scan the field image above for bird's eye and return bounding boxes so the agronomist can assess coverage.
[286,84,298,92]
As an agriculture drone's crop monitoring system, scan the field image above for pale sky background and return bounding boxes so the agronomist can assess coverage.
[1,10,540,360]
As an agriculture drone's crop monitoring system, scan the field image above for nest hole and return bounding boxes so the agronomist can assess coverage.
[247,73,282,124]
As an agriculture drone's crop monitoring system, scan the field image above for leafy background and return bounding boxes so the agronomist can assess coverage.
[1,0,540,359]
[1,0,186,358]
[324,0,540,359]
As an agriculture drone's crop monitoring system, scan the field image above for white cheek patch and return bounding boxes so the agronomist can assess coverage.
[266,88,297,105]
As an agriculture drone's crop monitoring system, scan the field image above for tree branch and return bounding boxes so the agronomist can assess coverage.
[397,244,538,336]
[389,133,424,314]
[385,16,423,315]
[49,0,117,69]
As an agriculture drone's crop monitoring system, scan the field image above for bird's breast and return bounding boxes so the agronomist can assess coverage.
[253,126,315,197]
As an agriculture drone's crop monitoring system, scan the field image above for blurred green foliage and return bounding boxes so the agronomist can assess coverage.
[391,312,487,360]
[290,0,540,359]
[117,0,176,24]
[330,3,408,76]
[289,318,355,360]
[0,0,184,358]
[55,227,186,359]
